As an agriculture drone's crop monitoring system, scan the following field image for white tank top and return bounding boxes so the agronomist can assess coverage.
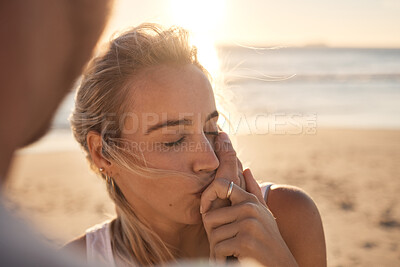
[85,182,274,266]
[86,220,116,267]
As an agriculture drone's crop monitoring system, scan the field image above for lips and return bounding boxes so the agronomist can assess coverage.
[195,172,216,195]
[198,183,210,194]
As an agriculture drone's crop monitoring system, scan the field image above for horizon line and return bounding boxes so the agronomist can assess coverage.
[214,42,400,49]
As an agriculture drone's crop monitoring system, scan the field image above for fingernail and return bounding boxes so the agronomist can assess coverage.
[200,205,204,214]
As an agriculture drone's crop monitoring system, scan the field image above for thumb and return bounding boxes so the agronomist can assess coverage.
[243,168,266,206]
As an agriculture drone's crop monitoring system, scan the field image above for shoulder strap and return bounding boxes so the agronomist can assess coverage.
[259,182,274,204]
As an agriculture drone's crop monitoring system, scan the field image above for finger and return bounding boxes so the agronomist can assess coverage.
[201,178,258,214]
[208,221,239,259]
[214,132,239,186]
[243,168,266,206]
[213,238,241,263]
[237,157,243,172]
[202,202,258,232]
[214,234,262,263]
[202,205,237,238]
[237,157,246,190]
[209,198,230,212]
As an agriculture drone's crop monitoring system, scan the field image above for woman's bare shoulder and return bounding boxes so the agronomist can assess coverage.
[267,184,316,210]
[267,184,327,267]
[61,234,87,259]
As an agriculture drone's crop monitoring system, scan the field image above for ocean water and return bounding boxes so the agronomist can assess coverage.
[217,47,400,132]
[52,47,400,133]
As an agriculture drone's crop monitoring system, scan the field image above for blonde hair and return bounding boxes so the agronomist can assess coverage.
[70,23,210,266]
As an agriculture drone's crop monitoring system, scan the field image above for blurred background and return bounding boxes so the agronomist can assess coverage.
[5,0,400,266]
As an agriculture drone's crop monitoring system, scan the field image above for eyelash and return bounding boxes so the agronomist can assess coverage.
[163,131,219,147]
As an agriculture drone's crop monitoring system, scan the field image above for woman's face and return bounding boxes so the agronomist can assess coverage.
[113,64,220,225]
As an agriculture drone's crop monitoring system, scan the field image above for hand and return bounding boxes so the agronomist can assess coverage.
[201,132,298,266]
[208,131,246,211]
[217,125,246,191]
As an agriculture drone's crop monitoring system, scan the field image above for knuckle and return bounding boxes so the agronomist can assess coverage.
[248,193,259,203]
[238,232,256,252]
[214,241,224,255]
[224,148,237,157]
[246,237,257,251]
[245,218,260,234]
[202,213,215,230]
[237,233,248,250]
[234,176,241,187]
[210,226,222,238]
[209,230,217,248]
[238,173,245,189]
[215,178,229,188]
[238,220,248,232]
[203,213,216,231]
[241,202,259,216]
[232,172,241,184]
[238,218,255,232]
[202,214,210,226]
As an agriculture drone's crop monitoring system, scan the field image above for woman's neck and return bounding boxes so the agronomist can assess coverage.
[166,223,210,259]
[142,213,209,259]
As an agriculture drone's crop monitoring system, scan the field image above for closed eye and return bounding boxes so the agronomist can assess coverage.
[163,130,218,148]
[204,131,218,136]
[163,136,185,147]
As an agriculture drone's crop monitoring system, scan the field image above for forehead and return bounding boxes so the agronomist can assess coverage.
[128,64,216,118]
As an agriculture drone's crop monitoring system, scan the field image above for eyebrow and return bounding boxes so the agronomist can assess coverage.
[145,110,219,135]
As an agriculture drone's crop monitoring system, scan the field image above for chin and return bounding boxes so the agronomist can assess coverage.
[189,213,203,224]
[183,205,203,225]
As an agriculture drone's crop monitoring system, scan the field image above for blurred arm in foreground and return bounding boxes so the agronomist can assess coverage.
[0,0,111,265]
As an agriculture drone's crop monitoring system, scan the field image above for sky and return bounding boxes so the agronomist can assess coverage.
[100,0,400,48]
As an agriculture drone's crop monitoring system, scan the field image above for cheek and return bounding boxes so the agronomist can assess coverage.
[156,176,197,200]
[161,178,203,221]
[117,149,203,211]
[143,149,192,173]
[114,164,202,223]
[144,176,202,222]
[116,165,197,204]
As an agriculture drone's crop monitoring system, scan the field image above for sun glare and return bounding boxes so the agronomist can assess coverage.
[169,0,225,33]
[169,0,226,76]
[169,0,229,131]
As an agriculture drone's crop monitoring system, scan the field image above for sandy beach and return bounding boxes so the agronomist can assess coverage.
[4,128,400,266]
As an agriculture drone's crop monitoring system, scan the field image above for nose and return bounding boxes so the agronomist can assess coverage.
[191,134,220,174]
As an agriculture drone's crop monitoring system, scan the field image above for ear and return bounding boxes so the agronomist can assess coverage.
[87,131,111,170]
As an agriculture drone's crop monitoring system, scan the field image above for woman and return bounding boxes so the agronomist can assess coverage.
[64,23,326,266]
